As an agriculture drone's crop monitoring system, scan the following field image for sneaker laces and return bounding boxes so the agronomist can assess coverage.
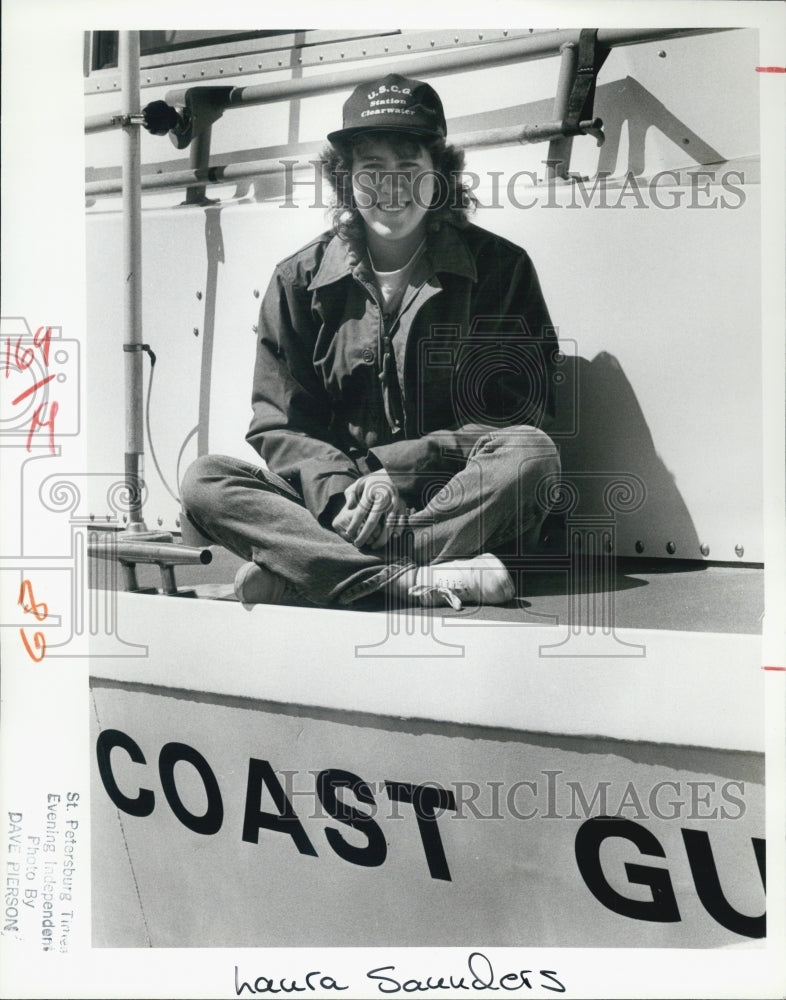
[408,554,515,611]
[408,581,464,610]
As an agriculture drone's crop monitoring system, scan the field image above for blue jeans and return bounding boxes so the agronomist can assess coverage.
[180,424,560,607]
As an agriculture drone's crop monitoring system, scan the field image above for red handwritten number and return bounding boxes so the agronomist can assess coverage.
[18,580,48,662]
[34,326,53,368]
[3,330,60,451]
[18,580,48,620]
[19,629,47,663]
[25,400,59,454]
[13,337,35,371]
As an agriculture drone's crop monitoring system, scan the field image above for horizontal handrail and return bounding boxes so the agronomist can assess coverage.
[85,27,731,134]
[88,540,213,565]
[84,125,528,196]
[85,133,752,201]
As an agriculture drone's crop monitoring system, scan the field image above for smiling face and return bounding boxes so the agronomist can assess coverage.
[350,134,436,265]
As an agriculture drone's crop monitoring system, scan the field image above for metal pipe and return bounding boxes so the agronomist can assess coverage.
[119,31,147,531]
[87,156,294,197]
[185,28,724,110]
[184,124,212,204]
[88,541,213,565]
[83,114,622,199]
[547,42,579,181]
[85,27,730,134]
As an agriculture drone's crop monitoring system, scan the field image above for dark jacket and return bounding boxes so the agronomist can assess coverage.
[247,219,557,523]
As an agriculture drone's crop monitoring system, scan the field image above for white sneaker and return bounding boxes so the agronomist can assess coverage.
[233,561,297,607]
[410,553,515,610]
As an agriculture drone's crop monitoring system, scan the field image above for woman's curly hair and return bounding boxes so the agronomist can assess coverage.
[321,131,477,244]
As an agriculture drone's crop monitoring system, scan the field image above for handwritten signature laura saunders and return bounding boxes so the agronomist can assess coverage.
[235,952,566,995]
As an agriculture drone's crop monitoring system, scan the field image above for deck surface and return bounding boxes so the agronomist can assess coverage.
[92,545,764,635]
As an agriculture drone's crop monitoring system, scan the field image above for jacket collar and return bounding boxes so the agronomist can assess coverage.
[307,220,477,292]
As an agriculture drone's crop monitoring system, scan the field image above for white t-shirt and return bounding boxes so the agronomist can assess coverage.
[370,239,426,316]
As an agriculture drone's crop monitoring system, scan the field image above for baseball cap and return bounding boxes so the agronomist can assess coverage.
[327,74,447,144]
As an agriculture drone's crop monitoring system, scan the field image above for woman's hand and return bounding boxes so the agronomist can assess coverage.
[331,471,408,549]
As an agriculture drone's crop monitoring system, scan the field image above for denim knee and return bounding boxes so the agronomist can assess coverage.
[180,453,238,518]
[469,424,559,461]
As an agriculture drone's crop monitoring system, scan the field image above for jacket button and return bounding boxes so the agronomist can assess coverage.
[361,349,375,363]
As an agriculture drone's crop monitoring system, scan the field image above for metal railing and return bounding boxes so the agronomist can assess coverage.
[85,26,733,199]
[85,27,728,135]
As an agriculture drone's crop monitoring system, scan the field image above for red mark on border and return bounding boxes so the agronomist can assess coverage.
[2,327,60,453]
[755,66,786,73]
[17,579,48,662]
[12,373,56,406]
[761,666,786,671]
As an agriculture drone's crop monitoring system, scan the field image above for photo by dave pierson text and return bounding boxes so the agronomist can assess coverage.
[4,794,80,953]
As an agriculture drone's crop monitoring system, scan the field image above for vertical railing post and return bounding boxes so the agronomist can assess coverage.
[119,31,147,532]
[546,42,578,183]
[185,123,212,205]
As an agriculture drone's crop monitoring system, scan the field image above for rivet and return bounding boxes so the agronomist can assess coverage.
[252,324,258,333]
[635,540,645,554]
[430,40,435,47]
[319,55,324,60]
[658,50,667,58]
[407,43,412,49]
[196,290,202,300]
[253,289,260,298]
[219,68,224,74]
[340,52,344,58]
[682,138,690,145]
[176,517,181,528]
[700,543,710,557]
[164,75,168,81]
[298,56,303,63]
[157,517,163,526]
[605,540,613,554]
[735,544,745,558]
[666,541,676,554]
[478,33,484,39]
[90,513,95,522]
[201,70,205,76]
[503,30,509,37]
[193,327,199,337]
[106,514,111,522]
[238,65,243,71]
[454,37,459,43]
[122,514,128,524]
